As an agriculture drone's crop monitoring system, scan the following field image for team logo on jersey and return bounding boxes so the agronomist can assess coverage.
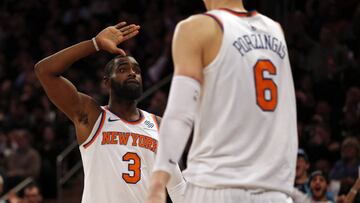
[108,117,120,122]
[144,120,154,128]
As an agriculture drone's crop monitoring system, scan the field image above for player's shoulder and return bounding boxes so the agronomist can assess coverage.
[179,14,221,31]
[175,14,219,41]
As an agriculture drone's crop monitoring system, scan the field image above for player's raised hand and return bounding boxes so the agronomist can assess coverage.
[95,22,140,55]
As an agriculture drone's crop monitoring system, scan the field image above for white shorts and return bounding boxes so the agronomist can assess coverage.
[184,183,294,203]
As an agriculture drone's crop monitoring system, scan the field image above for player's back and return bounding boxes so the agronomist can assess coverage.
[183,9,298,195]
[79,107,159,203]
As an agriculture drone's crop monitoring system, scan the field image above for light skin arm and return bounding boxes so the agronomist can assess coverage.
[35,22,140,144]
[147,14,222,203]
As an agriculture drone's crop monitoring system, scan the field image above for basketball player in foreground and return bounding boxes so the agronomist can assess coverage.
[35,22,185,203]
[147,0,298,202]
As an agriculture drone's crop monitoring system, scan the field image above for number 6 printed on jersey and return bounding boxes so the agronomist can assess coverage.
[253,59,278,111]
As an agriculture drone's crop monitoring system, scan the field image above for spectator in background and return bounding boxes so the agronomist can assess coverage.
[5,129,41,191]
[146,90,168,117]
[0,175,4,197]
[337,176,360,203]
[309,171,334,203]
[292,170,335,203]
[341,87,360,136]
[22,184,43,203]
[306,24,349,84]
[307,123,340,165]
[296,149,311,194]
[330,137,360,190]
[0,131,11,175]
[37,126,60,200]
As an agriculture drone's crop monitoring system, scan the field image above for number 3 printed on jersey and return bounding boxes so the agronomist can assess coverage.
[253,60,278,111]
[122,152,141,184]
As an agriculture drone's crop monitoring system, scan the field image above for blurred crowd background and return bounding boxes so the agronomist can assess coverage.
[0,0,359,202]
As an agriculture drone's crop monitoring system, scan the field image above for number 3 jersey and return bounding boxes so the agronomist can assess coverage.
[79,107,184,203]
[183,9,298,195]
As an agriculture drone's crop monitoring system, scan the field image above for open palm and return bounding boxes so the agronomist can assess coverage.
[95,22,140,55]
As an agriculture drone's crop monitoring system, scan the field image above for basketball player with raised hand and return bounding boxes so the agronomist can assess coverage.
[147,0,298,202]
[35,22,185,203]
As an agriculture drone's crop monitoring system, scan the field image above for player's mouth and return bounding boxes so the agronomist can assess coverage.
[126,79,140,85]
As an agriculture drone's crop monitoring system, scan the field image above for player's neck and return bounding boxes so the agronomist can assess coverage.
[207,1,246,12]
[108,99,140,121]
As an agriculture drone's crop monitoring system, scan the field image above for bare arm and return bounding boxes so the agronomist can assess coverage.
[35,22,140,144]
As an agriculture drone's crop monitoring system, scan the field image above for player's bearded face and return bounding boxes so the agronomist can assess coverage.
[110,77,143,101]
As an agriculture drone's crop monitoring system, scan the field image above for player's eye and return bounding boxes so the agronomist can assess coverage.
[118,68,126,73]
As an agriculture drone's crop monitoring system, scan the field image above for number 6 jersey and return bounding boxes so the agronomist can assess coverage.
[80,106,185,203]
[182,9,298,195]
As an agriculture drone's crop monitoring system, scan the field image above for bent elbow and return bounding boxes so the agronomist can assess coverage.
[34,61,45,78]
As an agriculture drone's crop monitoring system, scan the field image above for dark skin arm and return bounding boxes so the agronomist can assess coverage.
[35,22,140,144]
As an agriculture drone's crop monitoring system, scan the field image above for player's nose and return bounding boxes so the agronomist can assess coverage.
[128,68,136,77]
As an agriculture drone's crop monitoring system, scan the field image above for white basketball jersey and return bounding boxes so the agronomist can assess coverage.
[183,9,298,195]
[79,107,161,203]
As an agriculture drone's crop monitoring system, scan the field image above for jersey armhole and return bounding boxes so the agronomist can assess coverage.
[202,13,224,32]
[82,110,106,149]
[151,114,160,132]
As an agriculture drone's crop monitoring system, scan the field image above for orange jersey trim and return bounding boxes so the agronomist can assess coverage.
[219,8,258,17]
[83,110,106,149]
[151,114,159,132]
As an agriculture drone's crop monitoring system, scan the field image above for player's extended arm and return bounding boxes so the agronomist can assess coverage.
[152,116,186,203]
[35,22,139,143]
[147,15,220,203]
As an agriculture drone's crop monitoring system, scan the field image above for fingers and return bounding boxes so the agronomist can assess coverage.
[122,25,140,36]
[115,22,127,29]
[122,30,139,41]
[115,48,126,56]
[119,24,137,32]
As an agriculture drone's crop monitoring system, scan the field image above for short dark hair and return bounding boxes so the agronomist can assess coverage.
[104,55,137,78]
[297,148,309,163]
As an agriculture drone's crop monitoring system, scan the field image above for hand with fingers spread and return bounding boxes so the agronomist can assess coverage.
[95,22,140,55]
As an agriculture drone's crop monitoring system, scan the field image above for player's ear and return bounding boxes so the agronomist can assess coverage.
[103,76,110,89]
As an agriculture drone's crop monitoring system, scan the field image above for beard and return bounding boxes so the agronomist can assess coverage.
[111,78,143,101]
